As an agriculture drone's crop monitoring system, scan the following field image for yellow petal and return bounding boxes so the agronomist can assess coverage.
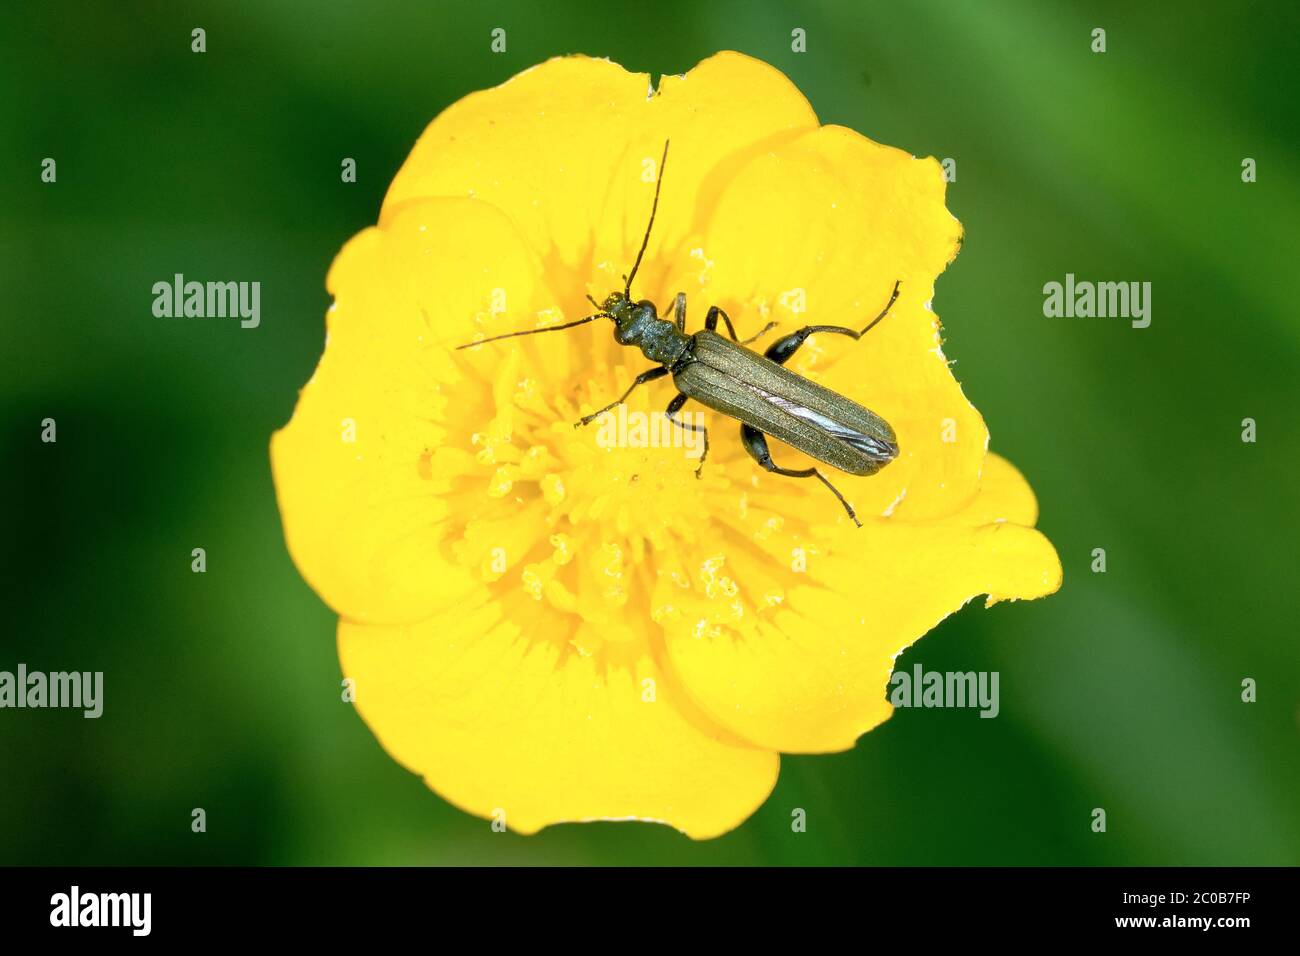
[380,52,818,300]
[661,453,1062,754]
[338,602,778,838]
[270,197,557,625]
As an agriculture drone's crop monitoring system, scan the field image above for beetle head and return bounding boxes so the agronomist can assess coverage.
[600,291,631,318]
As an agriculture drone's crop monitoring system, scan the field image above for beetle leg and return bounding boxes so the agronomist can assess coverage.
[704,305,736,339]
[765,327,826,364]
[739,424,861,527]
[705,305,778,346]
[665,392,709,478]
[739,321,779,346]
[575,366,668,427]
[764,280,901,364]
[671,292,687,333]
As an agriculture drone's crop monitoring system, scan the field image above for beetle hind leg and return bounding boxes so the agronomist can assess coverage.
[739,424,861,527]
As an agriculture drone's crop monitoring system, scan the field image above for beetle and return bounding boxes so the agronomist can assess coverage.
[456,141,900,526]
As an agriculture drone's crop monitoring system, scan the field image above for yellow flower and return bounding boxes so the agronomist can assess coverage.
[270,51,1061,839]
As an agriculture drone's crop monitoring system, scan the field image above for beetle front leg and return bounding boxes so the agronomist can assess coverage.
[665,392,709,478]
[670,292,687,333]
[575,366,668,427]
[739,423,861,527]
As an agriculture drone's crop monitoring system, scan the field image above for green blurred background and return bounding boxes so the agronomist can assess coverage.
[2,0,1297,865]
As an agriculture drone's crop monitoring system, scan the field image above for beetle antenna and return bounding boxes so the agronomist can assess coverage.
[455,313,608,350]
[624,139,669,299]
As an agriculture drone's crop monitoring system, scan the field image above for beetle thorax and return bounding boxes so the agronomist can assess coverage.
[612,300,685,366]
